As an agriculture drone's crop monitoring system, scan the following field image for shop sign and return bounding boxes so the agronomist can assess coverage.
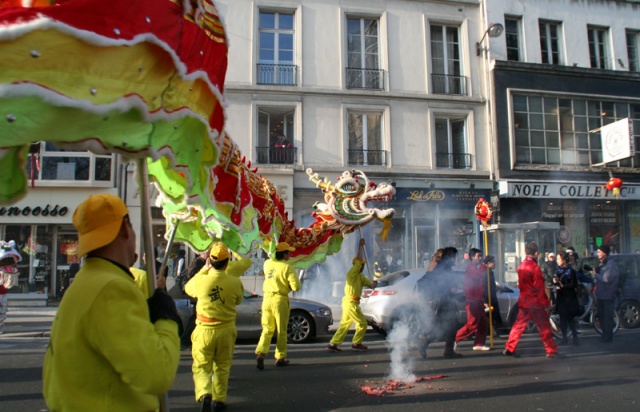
[500,181,640,200]
[396,189,490,205]
[0,204,69,217]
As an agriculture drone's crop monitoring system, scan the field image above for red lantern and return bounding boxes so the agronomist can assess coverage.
[474,198,493,227]
[606,177,623,199]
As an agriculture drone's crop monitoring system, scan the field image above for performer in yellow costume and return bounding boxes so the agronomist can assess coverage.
[327,238,377,352]
[255,242,301,369]
[185,243,246,412]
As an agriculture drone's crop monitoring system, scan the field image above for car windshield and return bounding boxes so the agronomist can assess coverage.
[376,270,414,287]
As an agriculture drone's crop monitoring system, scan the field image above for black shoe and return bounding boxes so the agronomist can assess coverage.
[443,352,463,359]
[572,338,579,346]
[200,395,212,412]
[213,401,226,412]
[275,358,290,367]
[558,339,568,346]
[503,349,520,358]
[256,354,265,370]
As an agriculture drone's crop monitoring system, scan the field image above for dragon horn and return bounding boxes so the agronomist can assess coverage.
[306,168,335,191]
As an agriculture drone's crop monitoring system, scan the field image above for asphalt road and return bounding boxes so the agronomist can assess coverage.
[1,324,639,412]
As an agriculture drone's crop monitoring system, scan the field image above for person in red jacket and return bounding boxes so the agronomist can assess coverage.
[455,248,490,351]
[504,242,558,358]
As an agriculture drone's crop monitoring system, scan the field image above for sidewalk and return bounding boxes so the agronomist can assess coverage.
[0,306,57,338]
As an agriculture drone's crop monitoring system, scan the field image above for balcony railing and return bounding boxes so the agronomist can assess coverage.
[257,64,297,86]
[256,146,297,165]
[345,67,385,90]
[348,149,387,166]
[431,73,467,95]
[436,152,472,169]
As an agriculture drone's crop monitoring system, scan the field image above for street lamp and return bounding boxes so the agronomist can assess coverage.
[476,23,504,56]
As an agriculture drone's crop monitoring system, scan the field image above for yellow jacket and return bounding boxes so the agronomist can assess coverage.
[262,258,301,296]
[43,258,180,412]
[130,267,150,298]
[185,268,244,324]
[344,260,372,298]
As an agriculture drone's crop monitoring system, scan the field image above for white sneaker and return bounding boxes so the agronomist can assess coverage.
[473,345,491,351]
[454,342,458,351]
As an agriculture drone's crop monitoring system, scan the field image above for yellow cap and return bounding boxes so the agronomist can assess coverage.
[73,194,128,257]
[276,242,295,252]
[209,242,230,261]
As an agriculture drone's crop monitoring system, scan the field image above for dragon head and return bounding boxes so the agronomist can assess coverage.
[307,169,395,238]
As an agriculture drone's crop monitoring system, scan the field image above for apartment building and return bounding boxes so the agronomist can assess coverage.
[481,0,640,277]
[216,0,496,271]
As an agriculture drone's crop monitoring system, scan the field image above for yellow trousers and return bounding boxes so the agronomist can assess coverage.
[330,298,367,345]
[191,323,237,403]
[255,294,290,359]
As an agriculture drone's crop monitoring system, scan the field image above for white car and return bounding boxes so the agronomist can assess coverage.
[360,268,521,337]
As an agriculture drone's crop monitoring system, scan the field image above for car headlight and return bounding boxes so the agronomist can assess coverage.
[314,308,331,317]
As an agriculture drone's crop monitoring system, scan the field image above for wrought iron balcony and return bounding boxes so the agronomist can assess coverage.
[345,67,385,90]
[435,152,472,169]
[431,73,468,95]
[257,64,297,86]
[256,146,297,165]
[348,149,387,166]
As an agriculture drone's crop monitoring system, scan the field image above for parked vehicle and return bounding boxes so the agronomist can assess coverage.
[360,268,521,337]
[580,254,640,328]
[175,290,333,343]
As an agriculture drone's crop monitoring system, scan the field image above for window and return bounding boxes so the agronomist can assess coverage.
[505,16,521,62]
[258,11,296,85]
[435,118,470,169]
[430,24,466,95]
[539,20,561,65]
[588,26,609,69]
[347,111,385,166]
[26,143,114,184]
[346,17,383,89]
[627,30,639,72]
[512,94,640,167]
[256,106,296,165]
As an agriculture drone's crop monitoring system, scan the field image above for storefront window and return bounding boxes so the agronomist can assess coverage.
[588,202,620,255]
[2,225,54,294]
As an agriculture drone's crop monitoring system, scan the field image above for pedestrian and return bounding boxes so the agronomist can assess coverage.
[503,242,558,358]
[416,246,463,359]
[0,240,21,335]
[455,248,490,351]
[554,251,581,346]
[541,252,557,303]
[184,243,245,412]
[255,242,301,369]
[483,255,503,338]
[589,245,619,343]
[43,194,181,411]
[328,238,378,352]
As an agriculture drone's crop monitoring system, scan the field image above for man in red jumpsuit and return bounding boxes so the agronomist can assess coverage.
[504,242,559,358]
[455,248,490,351]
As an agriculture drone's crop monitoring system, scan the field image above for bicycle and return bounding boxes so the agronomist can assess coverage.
[549,280,620,338]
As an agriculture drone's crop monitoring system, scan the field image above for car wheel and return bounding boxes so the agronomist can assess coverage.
[287,310,315,343]
[389,306,422,336]
[618,300,640,328]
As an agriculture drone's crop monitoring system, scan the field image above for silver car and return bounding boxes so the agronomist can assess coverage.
[360,268,521,336]
[175,290,333,343]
